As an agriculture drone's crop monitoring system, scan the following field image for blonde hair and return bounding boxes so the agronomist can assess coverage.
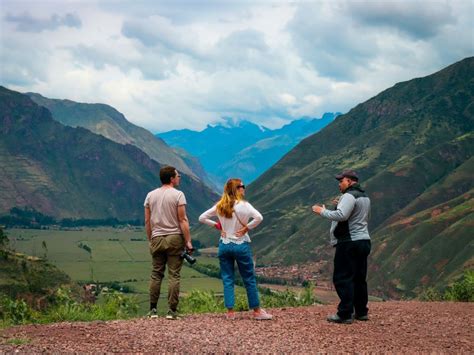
[216,178,244,218]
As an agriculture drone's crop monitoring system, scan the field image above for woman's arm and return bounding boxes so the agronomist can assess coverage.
[198,205,219,227]
[246,202,263,230]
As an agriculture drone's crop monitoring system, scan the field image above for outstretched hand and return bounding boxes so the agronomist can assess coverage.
[312,204,326,215]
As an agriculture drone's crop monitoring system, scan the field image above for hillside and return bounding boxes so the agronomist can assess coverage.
[1,302,472,352]
[26,93,214,189]
[0,228,71,305]
[158,114,337,187]
[0,87,218,222]
[195,57,474,297]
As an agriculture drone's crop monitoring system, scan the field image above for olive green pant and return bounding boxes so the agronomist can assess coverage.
[149,234,185,311]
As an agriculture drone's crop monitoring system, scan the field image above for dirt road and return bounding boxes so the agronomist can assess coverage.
[1,301,472,353]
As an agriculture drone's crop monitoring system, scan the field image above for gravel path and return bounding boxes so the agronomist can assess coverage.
[1,301,473,353]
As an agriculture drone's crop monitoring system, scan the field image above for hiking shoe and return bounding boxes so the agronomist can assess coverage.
[354,314,369,321]
[147,308,158,319]
[254,309,273,320]
[327,314,353,324]
[165,310,180,320]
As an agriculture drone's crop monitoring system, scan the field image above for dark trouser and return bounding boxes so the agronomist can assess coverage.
[333,239,371,319]
[149,234,185,311]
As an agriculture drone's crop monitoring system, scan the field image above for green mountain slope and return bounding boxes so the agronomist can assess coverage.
[194,57,474,296]
[26,93,214,189]
[0,228,71,303]
[0,86,218,222]
[370,188,473,298]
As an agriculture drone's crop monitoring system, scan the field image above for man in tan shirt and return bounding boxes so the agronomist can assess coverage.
[144,166,193,319]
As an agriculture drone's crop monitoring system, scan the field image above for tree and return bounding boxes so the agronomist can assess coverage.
[0,227,8,248]
[41,240,48,259]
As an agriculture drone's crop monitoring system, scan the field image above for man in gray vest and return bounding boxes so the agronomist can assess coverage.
[312,169,371,324]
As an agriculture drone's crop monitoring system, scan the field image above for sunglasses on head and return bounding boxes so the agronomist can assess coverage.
[237,184,246,189]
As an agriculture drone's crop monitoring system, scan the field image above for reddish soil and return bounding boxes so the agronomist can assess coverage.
[1,301,472,353]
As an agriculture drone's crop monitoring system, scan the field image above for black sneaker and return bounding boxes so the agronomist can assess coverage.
[147,308,158,319]
[354,314,369,321]
[327,314,353,324]
[165,310,180,320]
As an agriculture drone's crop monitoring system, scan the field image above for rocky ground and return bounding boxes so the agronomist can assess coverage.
[1,301,472,353]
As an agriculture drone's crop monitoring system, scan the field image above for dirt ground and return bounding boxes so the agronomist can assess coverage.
[1,301,472,353]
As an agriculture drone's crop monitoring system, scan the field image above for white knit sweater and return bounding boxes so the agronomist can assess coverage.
[198,201,263,244]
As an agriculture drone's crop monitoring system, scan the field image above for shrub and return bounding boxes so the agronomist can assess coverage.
[45,287,139,322]
[0,295,34,325]
[261,283,317,308]
[418,287,443,301]
[179,283,318,314]
[444,270,474,302]
[179,290,224,314]
[1,287,139,326]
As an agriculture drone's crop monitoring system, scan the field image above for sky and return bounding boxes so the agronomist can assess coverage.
[1,0,473,133]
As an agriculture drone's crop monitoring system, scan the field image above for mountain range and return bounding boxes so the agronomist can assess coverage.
[193,57,474,297]
[0,86,218,222]
[26,93,215,190]
[1,56,472,298]
[157,113,338,189]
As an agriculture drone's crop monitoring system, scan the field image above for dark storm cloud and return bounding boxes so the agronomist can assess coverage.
[348,1,456,39]
[287,3,378,81]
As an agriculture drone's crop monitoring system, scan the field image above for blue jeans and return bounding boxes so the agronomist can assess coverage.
[218,241,260,309]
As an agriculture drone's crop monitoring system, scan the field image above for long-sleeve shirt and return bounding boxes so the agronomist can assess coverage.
[199,201,263,244]
[320,190,371,246]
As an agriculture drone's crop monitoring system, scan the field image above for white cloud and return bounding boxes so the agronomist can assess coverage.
[279,93,297,105]
[1,0,472,133]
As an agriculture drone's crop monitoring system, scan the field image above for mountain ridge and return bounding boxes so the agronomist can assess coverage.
[158,113,339,187]
[26,92,215,190]
[193,57,474,297]
[0,86,218,222]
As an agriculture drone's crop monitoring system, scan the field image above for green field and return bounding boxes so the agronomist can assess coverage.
[5,228,241,314]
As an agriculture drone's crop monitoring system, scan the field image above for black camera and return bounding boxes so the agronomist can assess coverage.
[180,250,196,265]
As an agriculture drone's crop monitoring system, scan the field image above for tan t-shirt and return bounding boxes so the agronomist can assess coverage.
[144,186,187,238]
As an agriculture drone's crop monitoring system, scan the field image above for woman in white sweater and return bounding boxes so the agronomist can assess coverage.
[199,178,272,320]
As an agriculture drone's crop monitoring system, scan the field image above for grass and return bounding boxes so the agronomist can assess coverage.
[5,337,31,345]
[4,228,243,315]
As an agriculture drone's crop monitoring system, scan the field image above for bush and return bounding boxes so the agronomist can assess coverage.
[45,287,138,322]
[418,287,443,301]
[179,290,224,314]
[0,295,34,325]
[444,270,474,302]
[179,283,318,314]
[0,287,139,326]
[261,283,317,308]
[417,270,474,302]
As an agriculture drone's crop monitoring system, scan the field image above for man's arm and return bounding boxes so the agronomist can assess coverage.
[178,204,193,252]
[313,194,356,221]
[144,207,152,241]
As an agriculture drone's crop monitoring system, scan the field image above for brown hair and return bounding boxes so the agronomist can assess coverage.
[216,178,244,218]
[160,166,177,184]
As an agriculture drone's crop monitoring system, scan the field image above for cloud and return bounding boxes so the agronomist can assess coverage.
[1,0,472,133]
[348,0,456,39]
[0,36,50,86]
[4,12,81,32]
[287,2,379,81]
